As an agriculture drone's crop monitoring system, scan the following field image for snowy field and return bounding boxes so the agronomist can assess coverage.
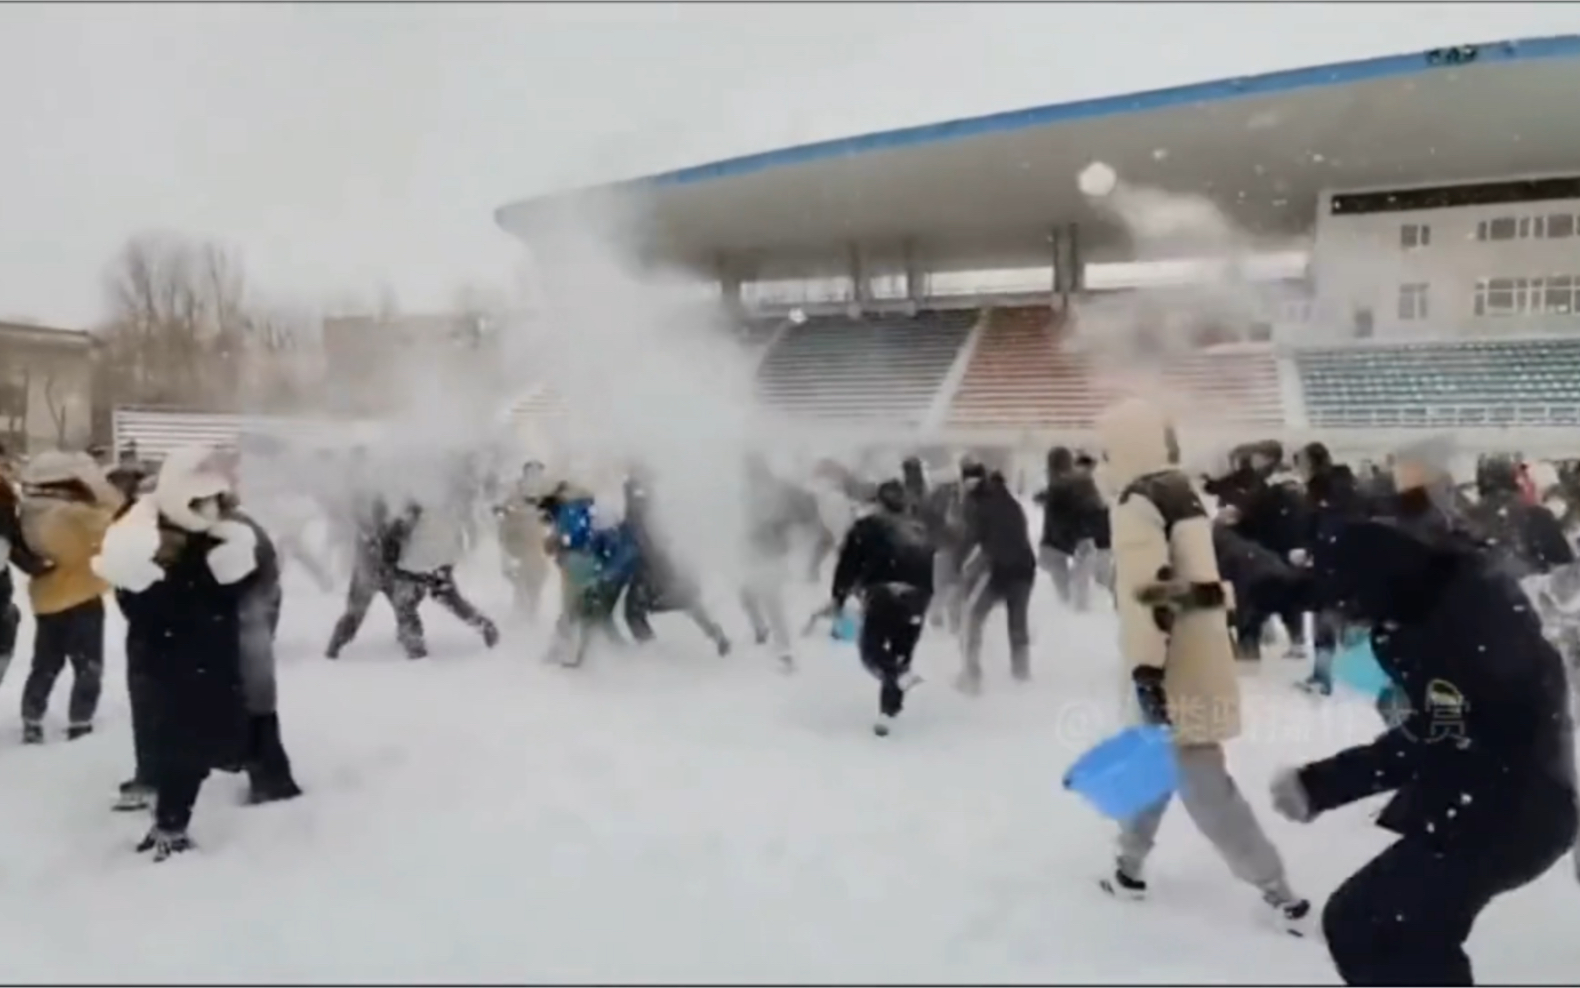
[1,541,1576,984]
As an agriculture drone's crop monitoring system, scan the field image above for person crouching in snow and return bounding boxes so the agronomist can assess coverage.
[14,451,123,744]
[93,447,299,858]
[1270,518,1577,985]
[825,479,934,736]
[1094,398,1310,931]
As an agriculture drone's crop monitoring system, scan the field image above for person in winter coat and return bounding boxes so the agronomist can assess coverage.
[92,447,277,860]
[1271,518,1578,985]
[324,481,401,659]
[740,453,803,671]
[827,479,934,736]
[957,462,1038,691]
[495,466,555,623]
[1095,398,1309,930]
[621,466,730,655]
[14,451,123,743]
[1,464,52,687]
[1036,446,1101,610]
[1294,442,1367,693]
[1464,454,1574,580]
[529,471,641,667]
[386,480,500,660]
[921,455,978,632]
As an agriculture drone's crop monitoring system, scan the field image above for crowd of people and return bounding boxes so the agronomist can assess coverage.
[4,406,1580,984]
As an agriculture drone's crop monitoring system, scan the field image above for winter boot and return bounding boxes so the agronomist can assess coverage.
[135,826,194,863]
[245,713,304,805]
[21,722,43,745]
[66,722,93,741]
[114,779,155,812]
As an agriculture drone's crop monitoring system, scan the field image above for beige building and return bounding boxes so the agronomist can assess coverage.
[0,322,95,454]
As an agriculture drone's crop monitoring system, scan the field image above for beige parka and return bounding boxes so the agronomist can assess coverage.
[1097,398,1241,746]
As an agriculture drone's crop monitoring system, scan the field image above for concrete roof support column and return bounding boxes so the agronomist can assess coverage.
[847,242,869,306]
[903,238,923,302]
[715,251,743,315]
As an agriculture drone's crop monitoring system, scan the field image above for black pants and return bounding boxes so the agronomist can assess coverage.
[155,766,209,833]
[859,585,930,716]
[389,566,493,659]
[22,598,105,727]
[127,650,158,788]
[1323,794,1577,985]
[962,572,1033,679]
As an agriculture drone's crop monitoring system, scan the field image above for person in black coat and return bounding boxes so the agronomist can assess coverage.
[0,469,51,686]
[1294,442,1367,693]
[827,479,935,735]
[957,463,1038,690]
[1034,446,1108,610]
[1270,518,1578,985]
[1464,454,1575,580]
[621,465,730,655]
[93,447,296,860]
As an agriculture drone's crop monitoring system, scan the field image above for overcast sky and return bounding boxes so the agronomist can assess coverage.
[1,2,1575,327]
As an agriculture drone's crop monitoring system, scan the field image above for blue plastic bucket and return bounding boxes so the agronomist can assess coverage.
[1333,638,1391,698]
[832,609,862,642]
[1063,725,1179,822]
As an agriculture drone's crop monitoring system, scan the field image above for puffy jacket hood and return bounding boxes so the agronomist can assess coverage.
[1095,397,1178,490]
[152,445,234,532]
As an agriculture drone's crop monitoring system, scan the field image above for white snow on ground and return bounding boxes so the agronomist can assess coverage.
[0,544,1577,983]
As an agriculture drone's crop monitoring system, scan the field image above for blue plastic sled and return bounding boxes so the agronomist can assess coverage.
[1333,638,1391,699]
[1063,725,1179,823]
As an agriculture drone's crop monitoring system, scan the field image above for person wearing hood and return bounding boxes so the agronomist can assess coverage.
[827,478,934,736]
[385,463,500,660]
[1270,518,1577,985]
[957,462,1037,691]
[13,450,123,744]
[92,446,282,859]
[526,466,640,667]
[1094,398,1309,931]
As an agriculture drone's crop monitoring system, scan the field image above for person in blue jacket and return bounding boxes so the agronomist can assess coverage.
[526,469,640,666]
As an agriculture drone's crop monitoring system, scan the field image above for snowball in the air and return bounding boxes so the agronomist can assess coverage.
[1079,161,1118,198]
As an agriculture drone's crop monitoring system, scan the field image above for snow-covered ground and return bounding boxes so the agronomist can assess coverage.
[0,545,1576,984]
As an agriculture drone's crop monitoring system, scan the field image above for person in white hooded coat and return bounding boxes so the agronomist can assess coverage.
[1095,397,1309,932]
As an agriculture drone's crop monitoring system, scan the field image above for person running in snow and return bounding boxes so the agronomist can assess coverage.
[13,451,123,744]
[384,468,500,660]
[0,460,51,688]
[620,463,730,656]
[92,447,271,860]
[1272,518,1577,985]
[495,462,555,623]
[1094,397,1310,932]
[825,478,934,736]
[956,462,1037,692]
[740,452,804,672]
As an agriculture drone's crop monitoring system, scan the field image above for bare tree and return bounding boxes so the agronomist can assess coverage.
[95,233,296,412]
[41,371,70,448]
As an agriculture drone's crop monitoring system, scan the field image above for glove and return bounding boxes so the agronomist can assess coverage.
[1269,767,1315,823]
[1131,665,1170,726]
[1288,548,1310,567]
[206,520,259,586]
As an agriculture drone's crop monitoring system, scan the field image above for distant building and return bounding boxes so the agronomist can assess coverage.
[0,322,95,453]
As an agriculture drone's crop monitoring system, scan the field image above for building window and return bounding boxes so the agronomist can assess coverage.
[1353,307,1374,339]
[1476,216,1520,241]
[1546,213,1576,239]
[1397,282,1430,321]
[1400,223,1431,248]
[1545,275,1576,315]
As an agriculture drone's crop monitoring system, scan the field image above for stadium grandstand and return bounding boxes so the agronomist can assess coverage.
[493,31,1580,464]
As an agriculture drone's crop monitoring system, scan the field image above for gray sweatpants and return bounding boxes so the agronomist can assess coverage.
[1117,742,1295,902]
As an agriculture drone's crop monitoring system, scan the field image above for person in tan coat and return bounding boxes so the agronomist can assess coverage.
[15,450,124,743]
[1095,397,1309,931]
[495,467,554,623]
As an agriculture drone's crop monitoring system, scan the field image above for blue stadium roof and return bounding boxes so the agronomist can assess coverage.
[498,34,1580,270]
[644,33,1580,189]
